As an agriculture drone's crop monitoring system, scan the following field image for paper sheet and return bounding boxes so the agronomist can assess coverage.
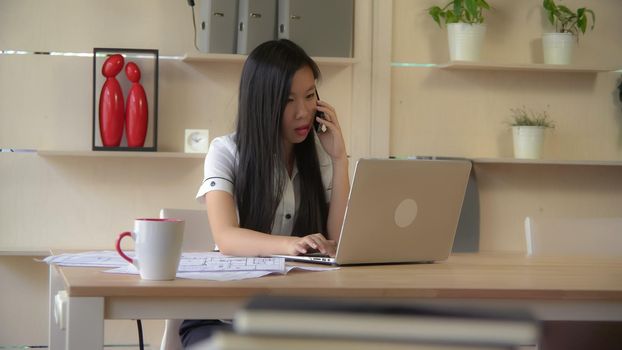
[178,252,285,272]
[43,250,130,267]
[44,251,284,271]
[106,264,339,281]
[44,251,339,281]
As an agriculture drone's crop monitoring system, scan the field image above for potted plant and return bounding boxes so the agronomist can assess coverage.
[428,0,491,61]
[542,0,595,65]
[509,106,555,159]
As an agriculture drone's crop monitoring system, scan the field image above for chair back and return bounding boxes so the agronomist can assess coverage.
[159,208,215,252]
[525,216,622,257]
[159,208,214,350]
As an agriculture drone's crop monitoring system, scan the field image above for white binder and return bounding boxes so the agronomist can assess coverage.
[197,0,239,53]
[277,0,353,57]
[237,0,278,54]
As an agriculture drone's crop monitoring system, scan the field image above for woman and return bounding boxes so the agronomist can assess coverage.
[181,39,349,347]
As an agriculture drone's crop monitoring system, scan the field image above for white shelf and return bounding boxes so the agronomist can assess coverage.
[437,61,618,73]
[0,249,49,256]
[472,158,622,166]
[182,53,246,63]
[37,150,205,159]
[183,52,358,66]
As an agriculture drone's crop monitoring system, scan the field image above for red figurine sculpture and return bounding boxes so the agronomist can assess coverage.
[99,54,125,147]
[125,62,148,147]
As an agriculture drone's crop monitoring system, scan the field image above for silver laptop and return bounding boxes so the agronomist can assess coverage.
[273,158,472,265]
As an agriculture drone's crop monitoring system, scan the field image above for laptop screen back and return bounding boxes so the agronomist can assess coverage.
[334,158,472,265]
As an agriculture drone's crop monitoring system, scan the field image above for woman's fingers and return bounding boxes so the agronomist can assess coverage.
[316,101,339,124]
[309,234,334,254]
[315,116,336,132]
[316,107,339,128]
[294,236,317,254]
[317,100,336,114]
[291,234,337,256]
[295,244,308,254]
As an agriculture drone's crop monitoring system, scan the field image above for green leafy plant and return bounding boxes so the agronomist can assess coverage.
[510,106,555,128]
[542,0,595,38]
[428,0,491,27]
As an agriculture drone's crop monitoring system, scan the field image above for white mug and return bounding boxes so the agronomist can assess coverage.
[115,218,185,280]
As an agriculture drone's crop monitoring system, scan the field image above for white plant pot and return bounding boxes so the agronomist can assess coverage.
[542,32,575,65]
[512,126,546,159]
[447,23,486,61]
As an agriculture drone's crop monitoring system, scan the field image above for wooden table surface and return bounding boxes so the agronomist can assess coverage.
[55,252,622,301]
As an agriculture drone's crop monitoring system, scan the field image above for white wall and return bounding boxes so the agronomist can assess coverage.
[2,0,621,346]
[0,0,355,252]
[0,0,357,345]
[391,0,622,160]
[390,0,622,252]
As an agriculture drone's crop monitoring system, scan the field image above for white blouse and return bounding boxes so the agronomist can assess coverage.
[196,133,333,235]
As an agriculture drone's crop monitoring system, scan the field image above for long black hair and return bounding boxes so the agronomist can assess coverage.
[234,39,328,237]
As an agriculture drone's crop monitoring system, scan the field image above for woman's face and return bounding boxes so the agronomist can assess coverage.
[281,65,317,146]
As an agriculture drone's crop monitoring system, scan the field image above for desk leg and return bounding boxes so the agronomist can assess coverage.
[66,296,104,349]
[48,265,65,350]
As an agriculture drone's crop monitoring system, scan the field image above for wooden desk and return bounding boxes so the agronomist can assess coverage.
[48,253,622,349]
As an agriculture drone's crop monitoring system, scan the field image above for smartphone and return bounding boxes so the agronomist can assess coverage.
[314,89,326,133]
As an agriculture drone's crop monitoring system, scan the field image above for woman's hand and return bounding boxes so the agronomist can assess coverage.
[286,233,337,257]
[315,100,347,162]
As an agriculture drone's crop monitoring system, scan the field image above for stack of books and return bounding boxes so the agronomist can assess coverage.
[195,295,540,350]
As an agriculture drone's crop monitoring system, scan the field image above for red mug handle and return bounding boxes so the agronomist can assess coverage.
[115,231,133,264]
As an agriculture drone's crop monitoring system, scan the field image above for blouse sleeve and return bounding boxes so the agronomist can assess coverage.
[196,135,236,203]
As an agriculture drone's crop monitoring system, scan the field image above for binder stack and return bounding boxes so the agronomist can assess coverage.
[195,0,354,57]
[237,0,278,55]
[277,0,353,57]
[197,0,239,53]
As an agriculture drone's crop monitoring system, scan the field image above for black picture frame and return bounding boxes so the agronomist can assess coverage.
[92,48,158,151]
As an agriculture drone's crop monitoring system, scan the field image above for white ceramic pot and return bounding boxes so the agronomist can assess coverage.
[542,32,575,65]
[447,23,486,61]
[512,126,546,159]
